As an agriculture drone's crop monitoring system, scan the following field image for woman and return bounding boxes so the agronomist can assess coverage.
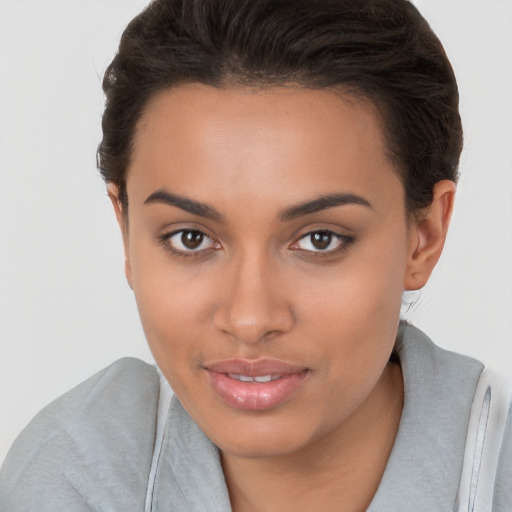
[0,0,510,510]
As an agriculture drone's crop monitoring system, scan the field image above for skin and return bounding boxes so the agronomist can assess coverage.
[109,84,455,511]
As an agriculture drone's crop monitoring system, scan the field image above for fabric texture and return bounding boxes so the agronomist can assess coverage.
[0,324,510,511]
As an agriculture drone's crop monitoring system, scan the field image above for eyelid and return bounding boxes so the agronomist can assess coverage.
[157,225,353,259]
[289,229,354,256]
[158,227,221,258]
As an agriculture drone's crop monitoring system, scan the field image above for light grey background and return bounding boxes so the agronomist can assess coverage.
[1,0,511,463]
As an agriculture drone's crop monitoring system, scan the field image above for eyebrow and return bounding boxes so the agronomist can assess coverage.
[144,188,372,222]
[144,189,222,220]
[279,193,372,221]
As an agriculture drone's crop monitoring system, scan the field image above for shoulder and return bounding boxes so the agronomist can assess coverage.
[0,358,160,511]
[371,324,511,510]
[399,323,512,510]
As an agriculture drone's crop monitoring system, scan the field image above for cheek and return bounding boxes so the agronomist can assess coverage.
[300,239,407,332]
[133,275,212,402]
[127,240,211,368]
[295,232,408,376]
[135,275,207,341]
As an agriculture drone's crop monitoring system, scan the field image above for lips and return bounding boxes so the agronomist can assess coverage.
[204,359,309,411]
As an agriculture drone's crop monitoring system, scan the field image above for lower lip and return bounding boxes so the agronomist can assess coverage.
[207,371,308,411]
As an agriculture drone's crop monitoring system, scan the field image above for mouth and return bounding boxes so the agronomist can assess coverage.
[204,359,310,411]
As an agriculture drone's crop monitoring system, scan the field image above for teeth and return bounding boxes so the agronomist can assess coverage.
[254,375,272,383]
[228,374,246,381]
[227,374,279,383]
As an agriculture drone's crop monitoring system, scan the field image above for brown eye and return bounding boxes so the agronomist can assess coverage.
[181,230,204,249]
[311,232,332,250]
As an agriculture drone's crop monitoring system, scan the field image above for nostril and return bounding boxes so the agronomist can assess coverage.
[213,301,294,344]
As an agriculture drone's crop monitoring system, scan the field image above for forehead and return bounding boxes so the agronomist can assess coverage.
[127,84,402,211]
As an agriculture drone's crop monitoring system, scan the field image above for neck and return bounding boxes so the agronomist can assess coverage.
[221,361,404,512]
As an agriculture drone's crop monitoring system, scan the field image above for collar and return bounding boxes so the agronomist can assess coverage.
[369,323,483,510]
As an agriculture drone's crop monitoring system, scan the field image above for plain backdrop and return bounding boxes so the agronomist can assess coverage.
[0,0,511,464]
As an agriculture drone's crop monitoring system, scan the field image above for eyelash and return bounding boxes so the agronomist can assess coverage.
[158,229,354,259]
[291,230,354,258]
[158,229,219,259]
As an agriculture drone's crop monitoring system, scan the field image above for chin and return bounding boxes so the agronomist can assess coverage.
[204,415,320,460]
[218,436,305,459]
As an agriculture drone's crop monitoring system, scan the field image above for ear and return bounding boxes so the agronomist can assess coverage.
[107,183,133,289]
[404,180,456,291]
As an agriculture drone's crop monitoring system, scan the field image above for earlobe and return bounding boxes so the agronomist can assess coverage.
[404,180,456,291]
[107,183,133,290]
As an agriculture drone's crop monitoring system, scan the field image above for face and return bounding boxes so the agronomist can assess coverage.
[116,84,420,458]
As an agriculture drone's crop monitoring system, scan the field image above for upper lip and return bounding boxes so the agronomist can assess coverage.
[204,358,309,376]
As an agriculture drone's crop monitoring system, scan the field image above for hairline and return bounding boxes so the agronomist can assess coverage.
[118,80,407,214]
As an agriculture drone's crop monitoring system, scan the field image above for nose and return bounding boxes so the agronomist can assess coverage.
[213,251,294,344]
